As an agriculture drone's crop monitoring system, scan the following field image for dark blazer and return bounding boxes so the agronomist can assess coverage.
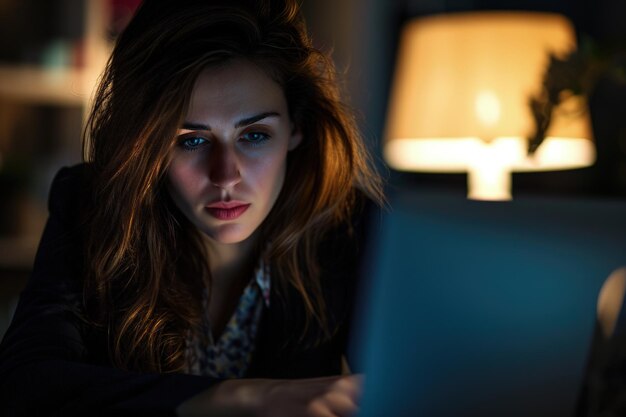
[0,164,374,416]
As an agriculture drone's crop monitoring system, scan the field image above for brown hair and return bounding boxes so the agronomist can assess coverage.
[82,0,383,373]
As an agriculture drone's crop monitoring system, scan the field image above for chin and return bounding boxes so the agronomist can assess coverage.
[203,223,256,245]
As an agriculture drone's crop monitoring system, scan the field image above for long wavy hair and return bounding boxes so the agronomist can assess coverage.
[82,0,383,373]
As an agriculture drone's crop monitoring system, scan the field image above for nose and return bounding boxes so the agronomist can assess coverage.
[208,144,241,190]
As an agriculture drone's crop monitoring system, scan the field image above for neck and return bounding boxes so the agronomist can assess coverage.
[203,231,259,287]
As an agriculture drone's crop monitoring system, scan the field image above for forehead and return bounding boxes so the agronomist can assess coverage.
[187,59,288,121]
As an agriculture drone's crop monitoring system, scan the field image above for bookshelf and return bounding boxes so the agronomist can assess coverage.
[0,0,117,338]
[0,0,110,272]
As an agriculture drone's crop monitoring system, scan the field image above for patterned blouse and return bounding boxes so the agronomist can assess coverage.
[185,259,271,378]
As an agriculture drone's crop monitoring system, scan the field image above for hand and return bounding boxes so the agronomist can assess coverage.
[176,374,363,417]
[257,374,362,417]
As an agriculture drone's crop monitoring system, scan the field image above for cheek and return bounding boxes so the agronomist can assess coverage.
[246,151,288,198]
[167,157,207,203]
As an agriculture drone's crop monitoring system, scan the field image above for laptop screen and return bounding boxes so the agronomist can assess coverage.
[351,189,626,417]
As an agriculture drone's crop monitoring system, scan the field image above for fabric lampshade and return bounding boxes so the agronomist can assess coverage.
[383,12,595,200]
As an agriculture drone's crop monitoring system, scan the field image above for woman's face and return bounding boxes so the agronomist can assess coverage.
[167,59,301,245]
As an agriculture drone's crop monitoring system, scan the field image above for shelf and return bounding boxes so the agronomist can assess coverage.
[0,0,110,272]
[0,65,95,106]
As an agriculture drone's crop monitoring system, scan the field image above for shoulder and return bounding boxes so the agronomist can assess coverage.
[28,163,93,287]
[47,163,93,225]
[28,163,92,281]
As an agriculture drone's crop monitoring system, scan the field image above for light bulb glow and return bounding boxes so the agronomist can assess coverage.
[475,90,501,127]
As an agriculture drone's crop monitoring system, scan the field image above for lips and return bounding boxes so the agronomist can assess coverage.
[205,201,250,220]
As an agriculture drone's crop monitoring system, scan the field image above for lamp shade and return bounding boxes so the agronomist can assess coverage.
[383,12,595,200]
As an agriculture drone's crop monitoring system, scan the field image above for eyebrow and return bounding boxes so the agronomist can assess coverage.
[181,111,281,131]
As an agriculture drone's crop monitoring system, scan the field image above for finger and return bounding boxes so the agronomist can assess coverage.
[322,390,359,417]
[332,375,363,403]
[307,398,337,417]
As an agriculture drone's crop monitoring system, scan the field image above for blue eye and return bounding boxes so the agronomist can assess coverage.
[241,132,270,146]
[179,137,208,151]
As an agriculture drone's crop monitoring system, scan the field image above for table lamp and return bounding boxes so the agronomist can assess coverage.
[383,12,595,200]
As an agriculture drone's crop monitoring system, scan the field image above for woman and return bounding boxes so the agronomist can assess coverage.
[0,0,383,416]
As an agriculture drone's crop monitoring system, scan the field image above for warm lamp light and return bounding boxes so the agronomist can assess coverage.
[383,12,595,200]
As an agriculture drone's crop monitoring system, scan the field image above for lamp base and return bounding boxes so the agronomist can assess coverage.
[467,164,512,201]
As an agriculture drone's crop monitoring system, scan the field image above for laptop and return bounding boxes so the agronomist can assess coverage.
[351,188,626,417]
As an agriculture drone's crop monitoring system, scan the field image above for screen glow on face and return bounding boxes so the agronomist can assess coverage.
[166,59,301,246]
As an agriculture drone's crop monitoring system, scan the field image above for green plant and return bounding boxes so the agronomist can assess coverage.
[528,36,626,155]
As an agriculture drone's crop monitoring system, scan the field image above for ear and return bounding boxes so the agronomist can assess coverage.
[288,124,303,151]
